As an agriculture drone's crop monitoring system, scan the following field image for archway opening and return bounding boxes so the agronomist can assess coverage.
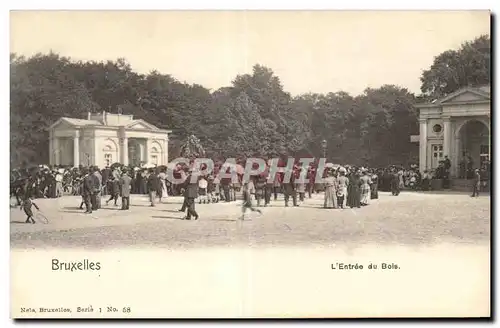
[128,140,142,167]
[457,120,490,179]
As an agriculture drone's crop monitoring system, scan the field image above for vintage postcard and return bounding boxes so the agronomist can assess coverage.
[10,10,491,318]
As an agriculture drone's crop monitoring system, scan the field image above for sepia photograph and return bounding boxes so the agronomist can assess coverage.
[10,10,491,318]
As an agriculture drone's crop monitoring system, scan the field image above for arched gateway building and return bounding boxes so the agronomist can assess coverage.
[48,111,172,167]
[412,85,491,177]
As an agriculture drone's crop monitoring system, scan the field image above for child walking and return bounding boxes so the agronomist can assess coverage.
[20,196,40,224]
[239,178,262,220]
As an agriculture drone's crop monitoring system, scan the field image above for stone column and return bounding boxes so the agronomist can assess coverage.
[49,131,54,166]
[487,115,491,161]
[419,118,427,173]
[443,117,451,158]
[163,137,169,165]
[93,135,100,167]
[73,130,80,167]
[53,137,61,165]
[119,127,129,165]
[120,137,129,165]
[452,136,460,178]
[146,138,152,164]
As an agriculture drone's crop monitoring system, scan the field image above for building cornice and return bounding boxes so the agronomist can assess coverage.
[415,99,490,109]
[441,100,490,106]
[79,125,172,134]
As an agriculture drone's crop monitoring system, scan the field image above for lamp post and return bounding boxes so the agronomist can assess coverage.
[321,139,327,160]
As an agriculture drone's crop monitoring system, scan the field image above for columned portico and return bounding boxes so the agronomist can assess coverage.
[49,111,171,168]
[412,86,490,177]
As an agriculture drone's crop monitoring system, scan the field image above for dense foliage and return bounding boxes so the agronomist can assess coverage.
[10,35,490,167]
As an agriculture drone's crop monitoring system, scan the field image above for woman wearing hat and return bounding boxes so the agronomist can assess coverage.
[359,169,372,206]
[158,169,168,203]
[336,167,349,209]
[370,170,379,200]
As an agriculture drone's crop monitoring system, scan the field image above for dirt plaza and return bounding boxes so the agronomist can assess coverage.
[10,191,490,250]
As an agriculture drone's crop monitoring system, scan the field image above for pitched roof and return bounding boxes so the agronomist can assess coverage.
[125,119,159,130]
[417,84,491,108]
[476,85,490,95]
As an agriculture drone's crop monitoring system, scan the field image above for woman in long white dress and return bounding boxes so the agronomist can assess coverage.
[158,171,168,203]
[323,169,338,209]
[359,170,372,206]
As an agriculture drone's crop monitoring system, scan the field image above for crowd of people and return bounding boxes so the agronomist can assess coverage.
[11,157,490,223]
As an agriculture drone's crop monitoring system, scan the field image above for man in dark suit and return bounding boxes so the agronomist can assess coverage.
[92,166,102,210]
[101,166,111,196]
[183,172,199,220]
[220,176,231,202]
[264,174,273,206]
[283,169,298,207]
[120,169,132,210]
[390,168,400,196]
[81,169,94,214]
[89,167,100,211]
[147,169,160,207]
[178,169,189,212]
[471,168,481,197]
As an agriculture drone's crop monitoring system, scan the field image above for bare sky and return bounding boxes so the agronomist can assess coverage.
[10,11,490,96]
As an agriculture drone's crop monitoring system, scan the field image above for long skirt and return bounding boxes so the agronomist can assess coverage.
[370,183,378,199]
[360,185,371,204]
[159,180,168,199]
[324,185,337,208]
[347,186,361,208]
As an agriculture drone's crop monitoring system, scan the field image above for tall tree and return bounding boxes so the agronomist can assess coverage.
[10,52,99,165]
[420,35,490,99]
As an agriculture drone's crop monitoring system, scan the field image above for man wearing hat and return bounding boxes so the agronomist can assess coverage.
[89,166,101,211]
[390,167,400,196]
[119,168,132,210]
[81,168,94,214]
[147,168,160,207]
[282,168,298,207]
[183,169,199,220]
[471,168,481,197]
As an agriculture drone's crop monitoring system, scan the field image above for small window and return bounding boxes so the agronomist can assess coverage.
[432,144,443,160]
[433,124,442,133]
[104,153,112,167]
[151,155,158,165]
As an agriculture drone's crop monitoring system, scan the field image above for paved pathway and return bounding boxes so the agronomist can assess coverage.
[10,192,490,250]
